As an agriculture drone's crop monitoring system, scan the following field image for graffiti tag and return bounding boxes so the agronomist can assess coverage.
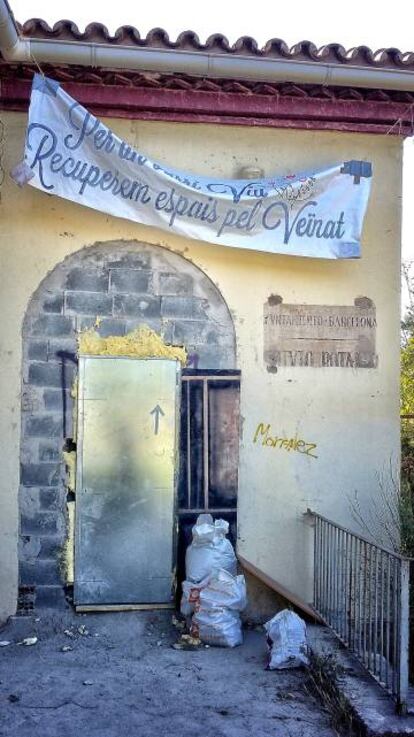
[253,422,318,459]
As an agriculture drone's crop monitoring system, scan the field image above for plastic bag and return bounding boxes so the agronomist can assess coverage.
[187,569,246,647]
[183,517,243,647]
[180,576,209,617]
[214,519,230,539]
[181,569,246,616]
[191,513,216,545]
[199,569,247,612]
[185,515,237,583]
[192,607,243,648]
[264,610,309,670]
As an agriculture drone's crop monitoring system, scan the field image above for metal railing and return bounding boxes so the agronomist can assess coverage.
[307,510,411,714]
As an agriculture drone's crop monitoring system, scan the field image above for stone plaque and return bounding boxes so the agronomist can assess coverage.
[264,296,377,369]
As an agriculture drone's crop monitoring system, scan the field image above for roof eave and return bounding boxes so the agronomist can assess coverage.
[2,0,414,92]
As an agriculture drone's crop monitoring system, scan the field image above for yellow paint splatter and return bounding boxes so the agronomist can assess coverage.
[62,501,75,584]
[77,325,187,365]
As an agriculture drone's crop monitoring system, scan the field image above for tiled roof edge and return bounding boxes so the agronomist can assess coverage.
[17,19,414,70]
[3,60,414,104]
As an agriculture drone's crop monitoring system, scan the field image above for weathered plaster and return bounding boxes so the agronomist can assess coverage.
[0,112,402,619]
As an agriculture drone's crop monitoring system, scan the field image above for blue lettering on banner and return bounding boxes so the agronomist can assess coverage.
[260,200,346,244]
[22,74,373,260]
[207,181,268,203]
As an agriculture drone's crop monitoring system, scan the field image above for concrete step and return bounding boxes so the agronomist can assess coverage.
[308,624,414,736]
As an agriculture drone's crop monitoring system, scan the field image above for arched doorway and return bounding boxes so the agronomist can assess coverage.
[19,241,238,609]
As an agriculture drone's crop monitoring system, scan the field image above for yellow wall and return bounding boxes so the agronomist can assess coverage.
[0,111,402,620]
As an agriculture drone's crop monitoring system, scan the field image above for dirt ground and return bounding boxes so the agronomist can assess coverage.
[0,610,338,737]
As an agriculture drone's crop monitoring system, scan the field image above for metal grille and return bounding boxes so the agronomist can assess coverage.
[308,510,411,713]
[178,371,240,514]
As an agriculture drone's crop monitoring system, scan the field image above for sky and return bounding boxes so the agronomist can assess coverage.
[8,0,414,304]
[9,0,414,50]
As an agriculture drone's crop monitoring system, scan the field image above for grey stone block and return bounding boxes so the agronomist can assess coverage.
[26,415,62,438]
[159,272,194,296]
[39,441,61,462]
[96,318,127,337]
[43,389,72,413]
[110,269,152,294]
[114,294,161,318]
[42,293,64,314]
[161,297,209,320]
[124,318,162,335]
[172,320,210,345]
[47,339,77,363]
[21,463,61,487]
[28,362,63,388]
[30,315,74,337]
[75,316,98,332]
[40,488,64,511]
[28,341,49,361]
[19,487,41,517]
[21,511,59,535]
[20,438,39,465]
[187,344,231,370]
[19,561,35,585]
[64,291,113,316]
[38,535,63,558]
[35,585,68,609]
[106,252,150,269]
[21,387,43,414]
[19,535,41,561]
[66,268,109,292]
[160,321,174,344]
[20,559,61,586]
[76,316,126,335]
[206,329,222,346]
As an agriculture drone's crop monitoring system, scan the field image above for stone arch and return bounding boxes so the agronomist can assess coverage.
[19,240,236,608]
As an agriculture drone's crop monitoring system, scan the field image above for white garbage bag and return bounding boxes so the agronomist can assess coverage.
[192,607,243,648]
[264,610,309,669]
[185,514,237,583]
[180,575,210,617]
[199,569,247,612]
[213,518,230,539]
[190,513,216,545]
[188,569,246,647]
[181,569,246,617]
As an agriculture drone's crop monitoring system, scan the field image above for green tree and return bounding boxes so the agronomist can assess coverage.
[401,260,414,512]
[402,260,414,350]
[401,335,414,416]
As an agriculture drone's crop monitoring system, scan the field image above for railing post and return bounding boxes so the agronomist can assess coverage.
[397,559,410,715]
[309,509,411,713]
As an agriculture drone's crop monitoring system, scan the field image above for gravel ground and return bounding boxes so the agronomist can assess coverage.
[0,611,338,737]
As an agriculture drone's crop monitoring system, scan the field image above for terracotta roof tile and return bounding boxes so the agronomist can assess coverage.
[2,60,414,106]
[17,19,414,70]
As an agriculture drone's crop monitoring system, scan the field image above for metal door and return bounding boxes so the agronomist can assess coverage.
[74,356,180,606]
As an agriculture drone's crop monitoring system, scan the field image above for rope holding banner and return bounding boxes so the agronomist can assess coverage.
[30,51,45,79]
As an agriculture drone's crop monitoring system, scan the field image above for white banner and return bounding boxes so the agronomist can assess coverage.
[21,74,372,259]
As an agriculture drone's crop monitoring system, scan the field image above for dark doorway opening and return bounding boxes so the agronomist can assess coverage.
[177,369,241,598]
